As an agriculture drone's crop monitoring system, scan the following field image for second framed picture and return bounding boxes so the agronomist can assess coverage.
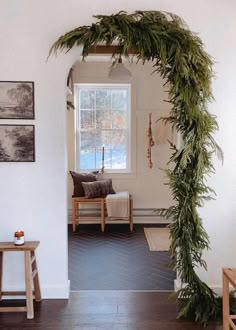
[0,81,34,119]
[0,125,35,162]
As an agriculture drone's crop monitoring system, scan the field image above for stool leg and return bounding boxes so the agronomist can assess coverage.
[25,251,34,319]
[31,251,41,302]
[223,269,230,330]
[0,252,3,301]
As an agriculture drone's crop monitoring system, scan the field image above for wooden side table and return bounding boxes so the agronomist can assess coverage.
[222,267,236,329]
[0,241,41,319]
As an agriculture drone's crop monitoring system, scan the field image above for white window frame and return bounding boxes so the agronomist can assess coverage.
[74,83,132,173]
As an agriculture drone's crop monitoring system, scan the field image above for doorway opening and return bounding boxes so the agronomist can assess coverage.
[66,55,176,291]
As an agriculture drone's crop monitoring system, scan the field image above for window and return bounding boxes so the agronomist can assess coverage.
[75,84,131,172]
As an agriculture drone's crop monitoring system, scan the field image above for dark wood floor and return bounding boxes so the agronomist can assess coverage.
[0,292,222,329]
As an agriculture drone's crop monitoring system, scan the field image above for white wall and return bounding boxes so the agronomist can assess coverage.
[0,0,235,297]
[67,61,174,214]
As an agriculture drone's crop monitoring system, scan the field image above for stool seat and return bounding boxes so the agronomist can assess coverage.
[0,241,41,319]
[0,241,39,251]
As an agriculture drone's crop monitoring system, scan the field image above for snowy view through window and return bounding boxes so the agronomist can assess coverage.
[77,85,130,171]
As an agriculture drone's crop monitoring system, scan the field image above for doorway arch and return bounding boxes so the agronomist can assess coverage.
[51,10,222,324]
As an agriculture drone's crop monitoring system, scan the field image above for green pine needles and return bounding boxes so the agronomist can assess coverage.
[50,10,223,325]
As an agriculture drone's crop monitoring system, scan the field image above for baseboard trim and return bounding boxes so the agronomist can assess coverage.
[174,280,222,296]
[67,207,171,224]
[68,217,170,224]
[2,280,70,299]
[71,289,174,293]
[41,280,70,299]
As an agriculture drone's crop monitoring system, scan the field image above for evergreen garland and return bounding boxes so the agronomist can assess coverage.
[49,11,223,325]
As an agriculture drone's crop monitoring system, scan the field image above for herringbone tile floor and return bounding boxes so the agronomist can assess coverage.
[68,224,175,291]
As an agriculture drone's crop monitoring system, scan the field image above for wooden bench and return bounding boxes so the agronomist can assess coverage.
[0,241,41,319]
[72,195,133,232]
[223,267,236,329]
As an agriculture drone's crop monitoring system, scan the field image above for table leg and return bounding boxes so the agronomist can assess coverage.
[76,201,80,229]
[0,252,3,300]
[223,269,230,330]
[31,251,42,302]
[25,251,34,319]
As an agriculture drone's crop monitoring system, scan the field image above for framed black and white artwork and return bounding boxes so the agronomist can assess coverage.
[0,125,35,162]
[0,81,34,119]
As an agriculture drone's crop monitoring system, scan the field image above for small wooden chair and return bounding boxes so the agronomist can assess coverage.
[222,267,236,329]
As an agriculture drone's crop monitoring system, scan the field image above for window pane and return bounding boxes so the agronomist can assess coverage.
[95,149,103,169]
[80,149,95,169]
[110,131,126,149]
[112,90,127,110]
[96,89,111,109]
[102,149,126,169]
[80,110,95,129]
[96,110,111,129]
[80,132,95,149]
[94,131,102,149]
[104,149,112,169]
[80,90,95,109]
[112,111,127,129]
[111,149,126,169]
[78,85,130,171]
[95,131,111,149]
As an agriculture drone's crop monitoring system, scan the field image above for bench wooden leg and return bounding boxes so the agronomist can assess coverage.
[129,197,133,232]
[101,199,105,232]
[0,252,3,301]
[72,199,78,232]
[25,251,34,319]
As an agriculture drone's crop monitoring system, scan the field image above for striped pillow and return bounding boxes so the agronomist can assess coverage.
[81,179,115,198]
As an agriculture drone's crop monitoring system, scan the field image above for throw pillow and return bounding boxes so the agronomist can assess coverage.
[81,179,116,198]
[70,171,97,197]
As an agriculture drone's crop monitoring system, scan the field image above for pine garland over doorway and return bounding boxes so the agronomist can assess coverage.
[49,11,223,325]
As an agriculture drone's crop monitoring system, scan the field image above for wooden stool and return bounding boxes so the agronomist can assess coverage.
[222,267,236,329]
[0,241,41,319]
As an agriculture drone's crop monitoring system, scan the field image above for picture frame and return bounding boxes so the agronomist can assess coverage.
[0,81,34,119]
[0,125,35,162]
